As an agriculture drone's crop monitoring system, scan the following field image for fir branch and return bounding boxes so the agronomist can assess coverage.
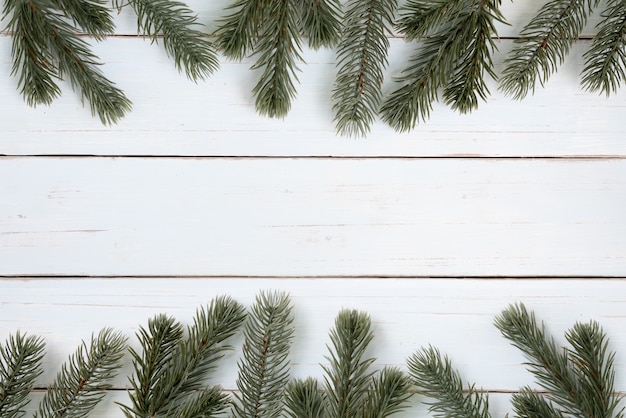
[381,0,503,132]
[121,296,246,418]
[0,332,46,418]
[510,387,565,418]
[499,0,601,99]
[34,328,127,418]
[494,303,582,417]
[124,0,219,81]
[566,321,625,418]
[215,0,267,60]
[121,314,184,417]
[3,0,63,107]
[251,0,304,118]
[407,345,490,418]
[442,0,504,114]
[231,290,294,418]
[297,0,342,49]
[3,0,131,124]
[332,0,397,137]
[322,309,376,417]
[284,378,326,418]
[51,0,115,40]
[581,0,626,96]
[363,366,412,418]
[168,386,231,418]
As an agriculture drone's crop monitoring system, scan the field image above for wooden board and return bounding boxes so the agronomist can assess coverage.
[2,157,625,277]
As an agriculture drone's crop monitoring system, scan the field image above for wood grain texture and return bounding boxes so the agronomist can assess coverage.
[2,278,626,393]
[1,157,625,277]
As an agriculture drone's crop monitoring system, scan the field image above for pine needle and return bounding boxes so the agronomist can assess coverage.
[322,309,376,417]
[284,378,326,418]
[34,328,127,418]
[363,366,412,418]
[499,0,601,99]
[231,290,294,418]
[407,345,490,418]
[332,0,397,137]
[297,0,342,49]
[381,0,504,132]
[121,296,246,418]
[0,332,46,418]
[581,0,626,96]
[125,0,219,81]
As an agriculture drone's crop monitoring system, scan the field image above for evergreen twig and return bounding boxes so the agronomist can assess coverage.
[284,377,326,418]
[52,0,115,40]
[322,309,376,416]
[231,290,294,418]
[510,387,564,418]
[332,0,397,137]
[581,0,626,96]
[499,0,601,99]
[122,0,219,81]
[298,0,342,49]
[407,345,490,418]
[34,328,127,418]
[251,0,304,118]
[3,0,131,124]
[121,295,246,418]
[0,332,46,418]
[381,0,504,132]
[495,302,625,418]
[363,366,412,418]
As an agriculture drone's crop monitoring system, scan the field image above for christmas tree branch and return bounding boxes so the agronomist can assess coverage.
[121,296,245,417]
[231,290,294,418]
[123,0,219,81]
[499,0,601,99]
[322,309,376,416]
[363,366,412,418]
[250,0,304,118]
[581,0,626,96]
[407,345,490,418]
[34,328,126,418]
[51,0,115,40]
[0,332,46,418]
[284,377,326,418]
[332,0,397,137]
[298,0,342,49]
[381,0,504,132]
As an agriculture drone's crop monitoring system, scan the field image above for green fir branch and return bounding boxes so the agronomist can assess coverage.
[494,303,581,415]
[34,328,126,418]
[499,0,601,99]
[332,0,397,137]
[407,345,490,418]
[3,0,131,124]
[363,366,412,418]
[121,296,246,418]
[284,378,326,418]
[322,309,376,417]
[231,290,294,418]
[0,332,46,418]
[381,0,503,132]
[297,0,342,49]
[510,387,565,418]
[3,0,64,107]
[124,0,219,81]
[215,0,267,60]
[581,0,626,96]
[251,0,304,118]
[51,0,115,40]
[169,386,232,418]
[566,321,625,418]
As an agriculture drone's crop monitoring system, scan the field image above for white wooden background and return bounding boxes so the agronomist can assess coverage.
[2,1,626,416]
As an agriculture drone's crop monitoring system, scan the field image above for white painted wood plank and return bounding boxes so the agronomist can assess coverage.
[2,278,626,398]
[1,37,625,157]
[1,157,625,276]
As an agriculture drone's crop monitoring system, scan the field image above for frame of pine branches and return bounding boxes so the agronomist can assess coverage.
[2,0,625,135]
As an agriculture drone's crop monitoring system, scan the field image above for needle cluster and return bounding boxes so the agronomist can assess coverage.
[231,290,294,418]
[121,295,246,418]
[285,309,412,418]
